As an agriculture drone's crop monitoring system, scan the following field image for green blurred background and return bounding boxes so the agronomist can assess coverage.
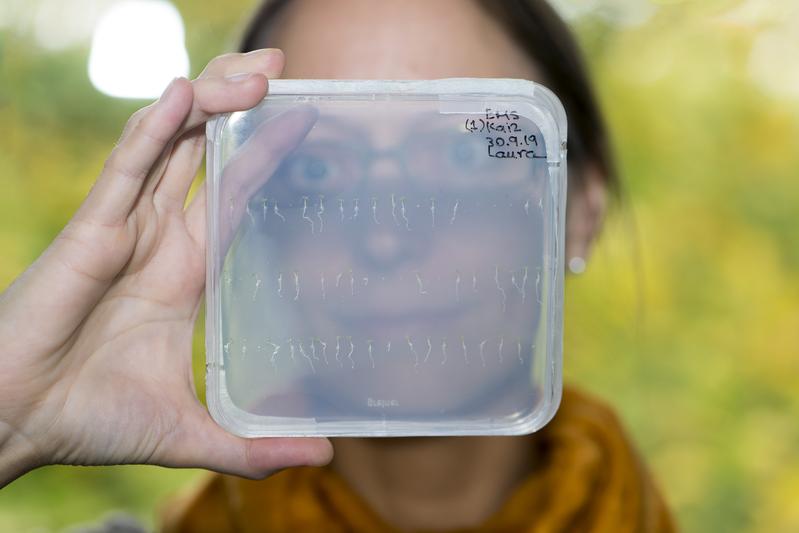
[1,0,797,531]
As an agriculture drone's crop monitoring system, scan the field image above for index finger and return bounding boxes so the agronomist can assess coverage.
[118,49,285,148]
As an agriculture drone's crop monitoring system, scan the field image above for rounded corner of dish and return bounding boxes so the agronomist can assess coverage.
[502,382,564,436]
[205,112,235,145]
[206,385,253,439]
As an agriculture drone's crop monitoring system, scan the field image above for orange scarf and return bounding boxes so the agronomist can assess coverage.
[161,386,675,532]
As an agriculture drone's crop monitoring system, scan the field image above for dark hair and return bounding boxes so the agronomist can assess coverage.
[238,0,617,194]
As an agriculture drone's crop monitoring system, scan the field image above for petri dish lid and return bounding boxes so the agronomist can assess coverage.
[205,78,567,437]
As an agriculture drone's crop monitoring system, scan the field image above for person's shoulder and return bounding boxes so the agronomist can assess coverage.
[544,383,646,471]
[160,466,332,533]
[558,384,629,431]
[534,383,678,532]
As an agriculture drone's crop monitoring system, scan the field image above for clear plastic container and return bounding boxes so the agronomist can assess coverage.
[205,79,567,437]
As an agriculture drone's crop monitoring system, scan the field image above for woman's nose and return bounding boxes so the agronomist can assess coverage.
[353,203,436,273]
[349,155,434,274]
[367,154,403,185]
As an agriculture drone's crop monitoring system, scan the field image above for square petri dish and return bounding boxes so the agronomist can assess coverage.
[205,79,567,437]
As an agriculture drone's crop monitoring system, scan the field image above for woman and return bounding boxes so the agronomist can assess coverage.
[0,0,674,531]
[163,0,674,531]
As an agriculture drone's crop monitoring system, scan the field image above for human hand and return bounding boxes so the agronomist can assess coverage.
[0,49,332,487]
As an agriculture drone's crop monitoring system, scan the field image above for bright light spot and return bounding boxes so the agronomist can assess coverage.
[88,0,189,99]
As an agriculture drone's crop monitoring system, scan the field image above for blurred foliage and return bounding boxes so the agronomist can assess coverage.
[1,0,798,531]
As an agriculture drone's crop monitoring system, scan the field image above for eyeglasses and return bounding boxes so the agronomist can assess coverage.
[255,123,548,207]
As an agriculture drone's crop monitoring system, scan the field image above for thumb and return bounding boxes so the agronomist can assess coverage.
[159,405,333,478]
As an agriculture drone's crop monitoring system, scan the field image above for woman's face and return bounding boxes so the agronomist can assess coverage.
[225,0,558,419]
[271,0,538,81]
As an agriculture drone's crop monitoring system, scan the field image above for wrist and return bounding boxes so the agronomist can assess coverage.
[0,425,43,487]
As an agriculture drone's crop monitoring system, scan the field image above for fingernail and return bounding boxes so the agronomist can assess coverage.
[263,49,285,78]
[245,47,281,57]
[159,77,181,101]
[226,72,256,83]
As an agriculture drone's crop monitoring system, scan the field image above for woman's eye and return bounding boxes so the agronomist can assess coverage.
[290,154,333,182]
[449,138,478,167]
[266,143,360,202]
[446,137,486,172]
